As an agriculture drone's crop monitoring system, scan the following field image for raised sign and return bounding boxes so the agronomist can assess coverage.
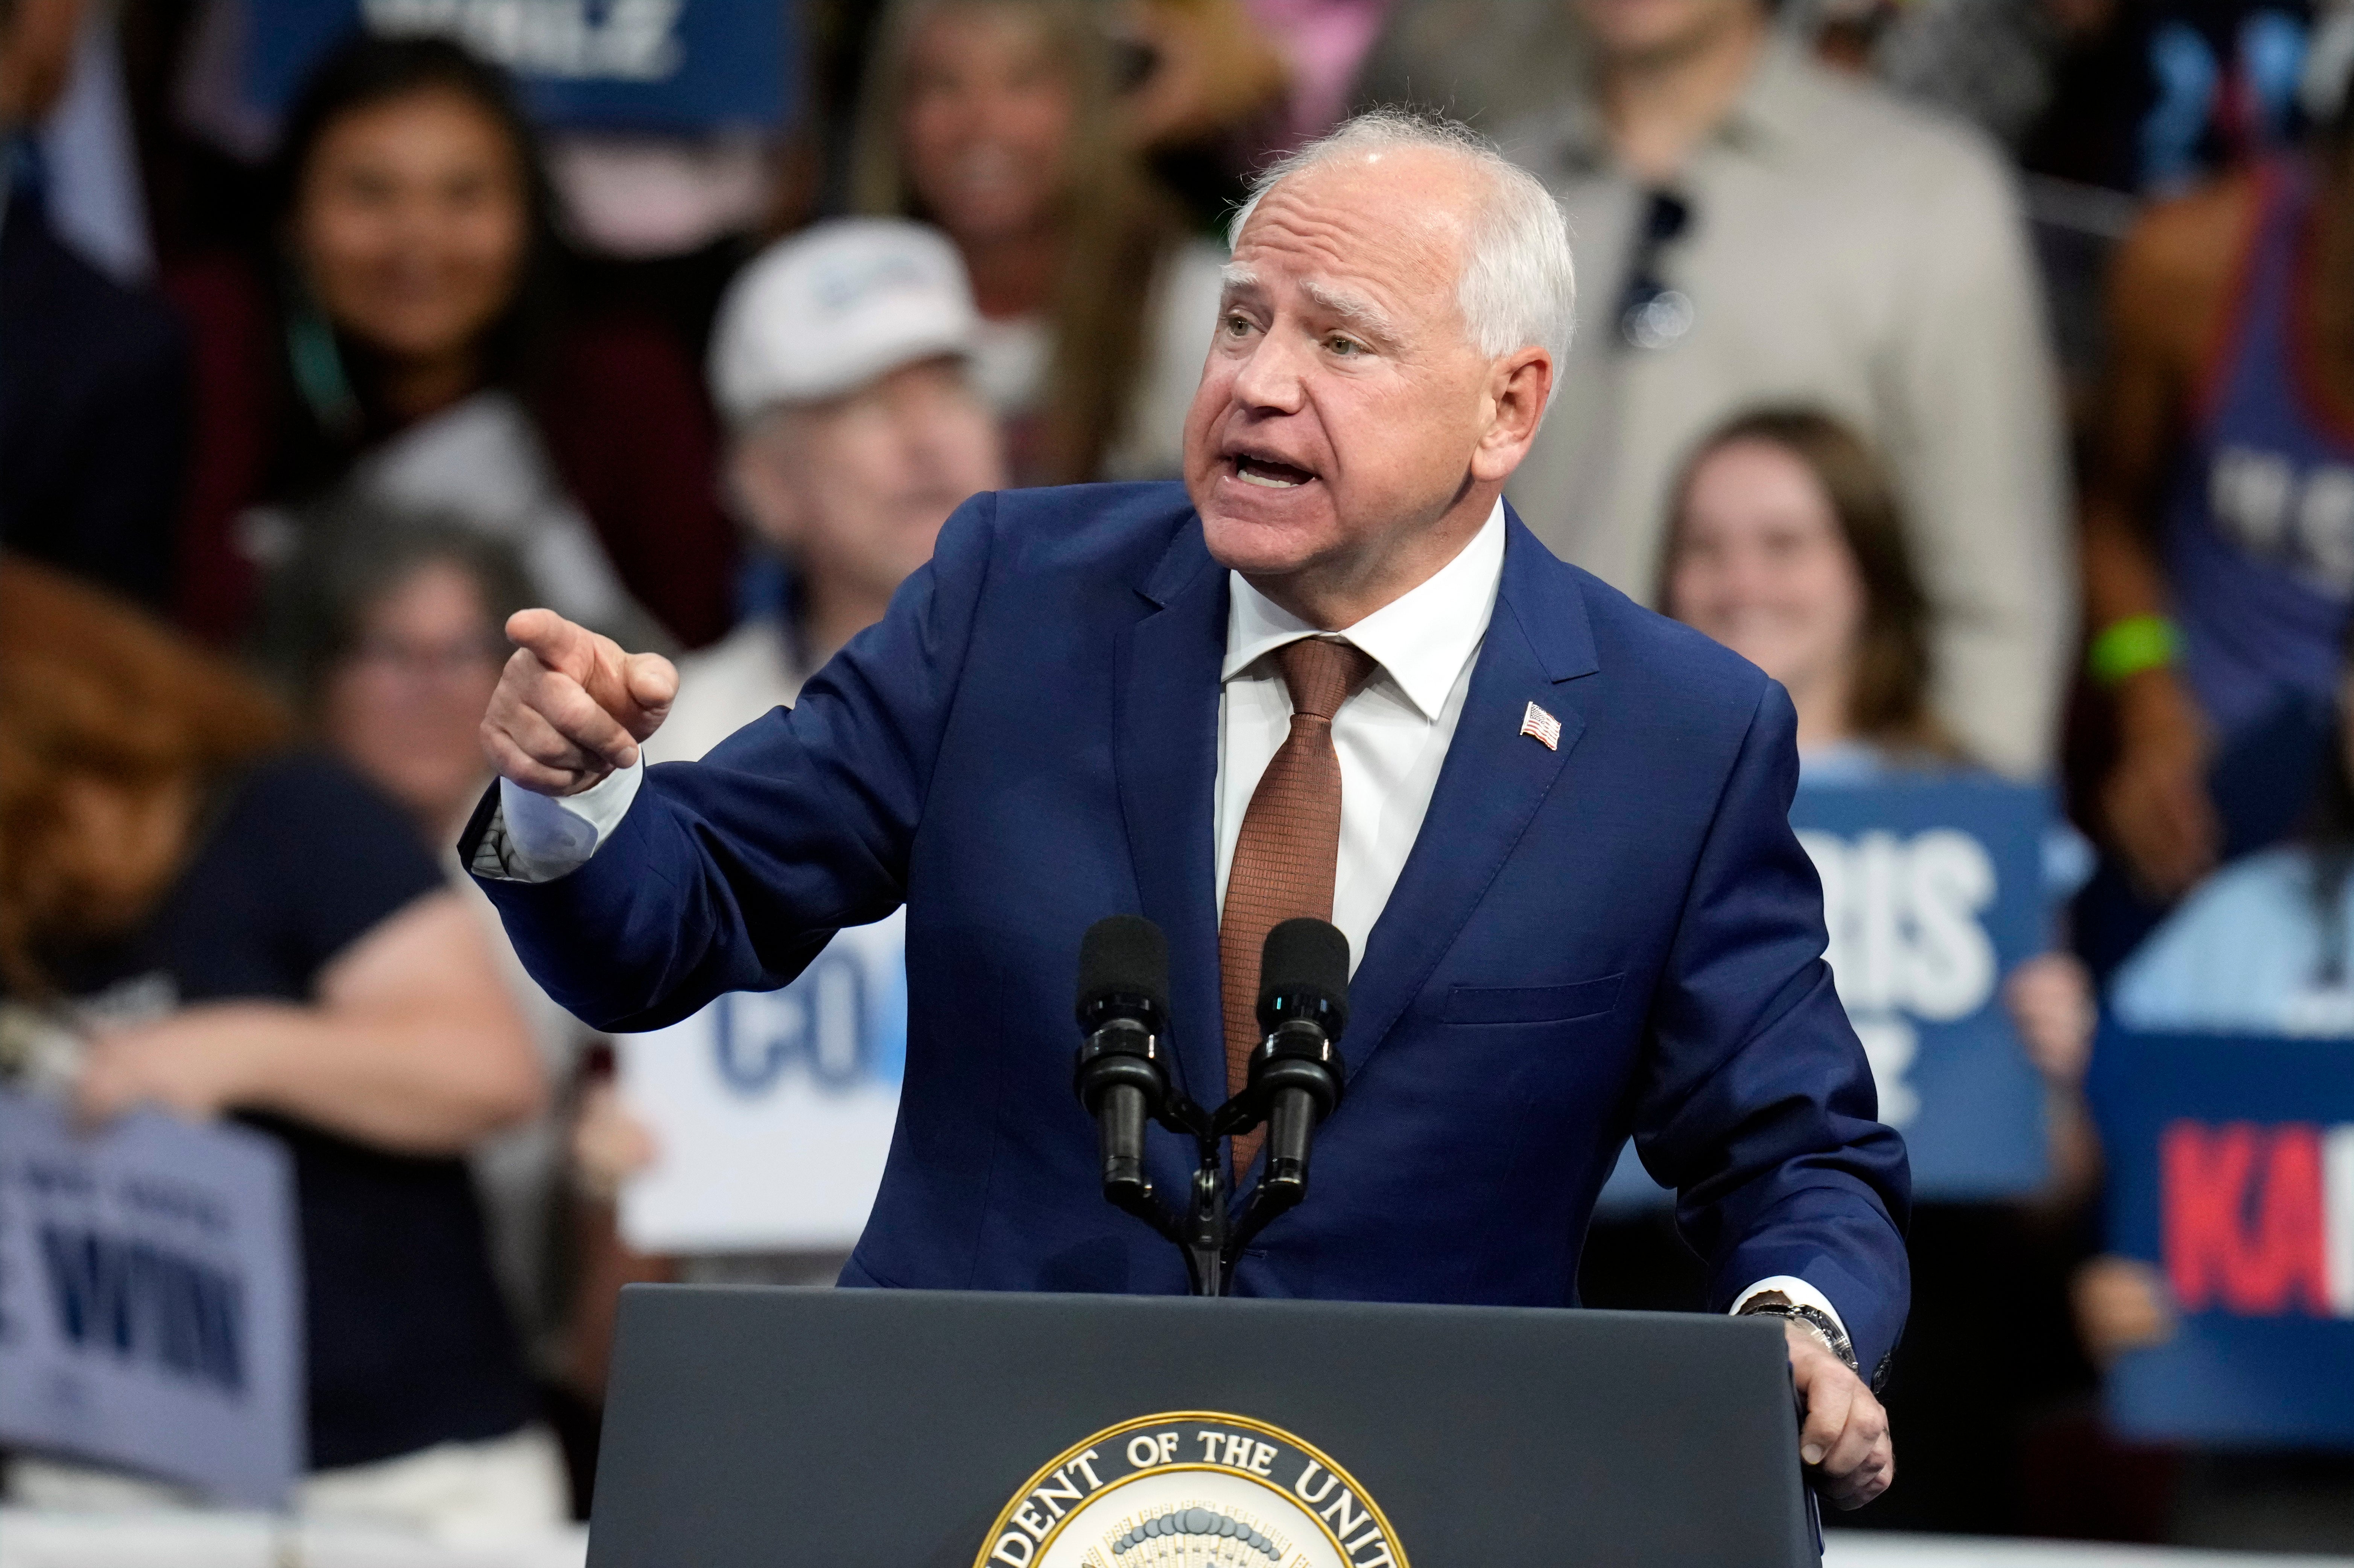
[0,1091,304,1504]
[617,913,905,1253]
[244,0,794,131]
[1602,776,2052,1206]
[2090,1026,2354,1449]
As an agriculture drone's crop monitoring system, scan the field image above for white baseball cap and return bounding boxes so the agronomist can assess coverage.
[708,218,982,424]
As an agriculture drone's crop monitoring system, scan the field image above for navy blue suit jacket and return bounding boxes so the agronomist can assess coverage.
[473,483,1911,1374]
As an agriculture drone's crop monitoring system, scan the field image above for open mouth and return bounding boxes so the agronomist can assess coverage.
[1231,454,1316,490]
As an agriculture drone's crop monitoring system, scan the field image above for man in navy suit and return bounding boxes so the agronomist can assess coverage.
[470,113,1905,1505]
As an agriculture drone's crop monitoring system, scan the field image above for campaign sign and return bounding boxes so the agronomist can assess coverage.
[0,1092,303,1504]
[245,0,793,132]
[618,912,906,1253]
[1599,777,2051,1209]
[2089,1027,2354,1449]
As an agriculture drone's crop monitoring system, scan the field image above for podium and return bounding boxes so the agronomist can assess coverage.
[585,1285,1822,1566]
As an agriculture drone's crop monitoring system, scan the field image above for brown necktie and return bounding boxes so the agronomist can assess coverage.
[1220,636,1376,1171]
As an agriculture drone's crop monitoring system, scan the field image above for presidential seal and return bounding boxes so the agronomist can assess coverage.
[973,1412,1406,1568]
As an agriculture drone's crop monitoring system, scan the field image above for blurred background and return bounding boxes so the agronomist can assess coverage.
[5,0,2354,1562]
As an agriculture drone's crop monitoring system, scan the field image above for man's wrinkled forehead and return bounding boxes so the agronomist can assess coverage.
[1227,154,1471,332]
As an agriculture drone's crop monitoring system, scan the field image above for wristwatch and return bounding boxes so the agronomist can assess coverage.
[1737,1291,1860,1376]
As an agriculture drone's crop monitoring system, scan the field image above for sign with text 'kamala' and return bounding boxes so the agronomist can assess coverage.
[618,913,906,1253]
[1601,777,2050,1208]
[2089,1027,2354,1449]
[0,1091,303,1504]
[245,0,793,132]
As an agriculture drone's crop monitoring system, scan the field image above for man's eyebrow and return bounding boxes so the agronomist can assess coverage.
[1300,280,1401,344]
[1218,263,1260,298]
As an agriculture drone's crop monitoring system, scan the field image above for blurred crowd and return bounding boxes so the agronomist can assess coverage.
[6,0,2354,1553]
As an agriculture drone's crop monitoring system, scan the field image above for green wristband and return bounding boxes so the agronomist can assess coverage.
[2088,614,2179,687]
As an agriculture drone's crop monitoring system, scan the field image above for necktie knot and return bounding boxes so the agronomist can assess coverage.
[1278,637,1376,725]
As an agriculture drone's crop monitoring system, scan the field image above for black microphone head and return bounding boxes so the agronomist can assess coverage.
[1075,915,1170,1029]
[1256,918,1350,1038]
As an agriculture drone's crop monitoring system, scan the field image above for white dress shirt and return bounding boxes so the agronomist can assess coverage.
[1215,500,1502,972]
[482,498,1852,1348]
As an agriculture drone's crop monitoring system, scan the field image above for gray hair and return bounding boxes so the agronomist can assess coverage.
[1227,110,1577,394]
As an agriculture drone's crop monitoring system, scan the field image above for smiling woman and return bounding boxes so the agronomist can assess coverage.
[167,34,734,651]
[851,0,1228,485]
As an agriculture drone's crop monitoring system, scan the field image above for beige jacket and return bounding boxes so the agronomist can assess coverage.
[1500,42,2073,776]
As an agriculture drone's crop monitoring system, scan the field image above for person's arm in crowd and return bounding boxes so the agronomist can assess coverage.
[467,491,999,1030]
[2082,179,2253,898]
[1631,680,1908,1508]
[76,890,545,1154]
[1884,141,2073,778]
[2004,950,2102,1203]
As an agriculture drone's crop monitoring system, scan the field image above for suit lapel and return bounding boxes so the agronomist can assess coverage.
[1115,523,1230,1103]
[1345,511,1603,1070]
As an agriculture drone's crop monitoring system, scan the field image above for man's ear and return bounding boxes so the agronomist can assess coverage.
[1469,347,1553,483]
[725,423,809,553]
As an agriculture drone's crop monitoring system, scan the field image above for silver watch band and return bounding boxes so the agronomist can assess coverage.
[1737,1293,1860,1375]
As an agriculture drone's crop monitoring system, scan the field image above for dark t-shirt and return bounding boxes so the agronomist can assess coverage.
[0,187,188,612]
[49,754,533,1470]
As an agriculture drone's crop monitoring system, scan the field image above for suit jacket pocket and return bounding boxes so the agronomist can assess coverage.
[1443,972,1626,1026]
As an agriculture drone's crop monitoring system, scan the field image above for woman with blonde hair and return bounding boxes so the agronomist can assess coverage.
[851,0,1228,484]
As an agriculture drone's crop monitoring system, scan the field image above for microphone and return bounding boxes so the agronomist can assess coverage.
[1072,915,1173,1206]
[1247,918,1350,1197]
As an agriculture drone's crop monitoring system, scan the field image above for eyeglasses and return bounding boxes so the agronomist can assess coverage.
[347,632,508,681]
[1617,188,1695,351]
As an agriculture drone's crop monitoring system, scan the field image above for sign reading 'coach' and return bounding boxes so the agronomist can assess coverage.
[2092,1027,2354,1448]
[617,913,905,1252]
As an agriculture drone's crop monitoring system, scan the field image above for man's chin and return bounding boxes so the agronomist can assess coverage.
[1199,510,1334,579]
[1197,479,1341,575]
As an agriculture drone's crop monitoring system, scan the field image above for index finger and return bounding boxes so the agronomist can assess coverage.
[506,608,601,682]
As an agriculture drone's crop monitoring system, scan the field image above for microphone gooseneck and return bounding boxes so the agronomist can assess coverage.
[1225,918,1350,1255]
[1072,916,1173,1203]
[1070,914,1350,1295]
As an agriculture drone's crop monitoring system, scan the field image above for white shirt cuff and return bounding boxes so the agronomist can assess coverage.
[483,760,644,883]
[1731,1276,1849,1340]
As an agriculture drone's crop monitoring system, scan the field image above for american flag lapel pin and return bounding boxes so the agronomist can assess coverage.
[1519,701,1562,750]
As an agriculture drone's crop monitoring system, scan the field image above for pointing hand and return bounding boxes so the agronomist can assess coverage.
[481,609,679,797]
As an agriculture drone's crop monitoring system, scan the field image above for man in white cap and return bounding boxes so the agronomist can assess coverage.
[566,219,1005,1290]
[650,217,1007,763]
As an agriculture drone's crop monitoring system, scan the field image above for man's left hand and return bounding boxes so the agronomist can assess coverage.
[1785,1320,1893,1508]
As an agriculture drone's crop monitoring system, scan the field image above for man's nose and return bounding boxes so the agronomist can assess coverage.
[1229,330,1309,415]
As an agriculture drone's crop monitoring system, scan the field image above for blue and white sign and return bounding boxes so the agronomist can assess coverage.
[1602,777,2052,1208]
[0,1091,303,1505]
[245,0,794,132]
[617,912,906,1253]
[2089,1026,2354,1450]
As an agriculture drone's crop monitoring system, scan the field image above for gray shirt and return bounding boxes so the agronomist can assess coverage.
[1499,41,2072,776]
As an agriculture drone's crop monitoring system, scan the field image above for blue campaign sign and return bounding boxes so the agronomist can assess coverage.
[0,1092,305,1504]
[245,1,793,132]
[2088,1027,2354,1449]
[1599,776,2052,1209]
